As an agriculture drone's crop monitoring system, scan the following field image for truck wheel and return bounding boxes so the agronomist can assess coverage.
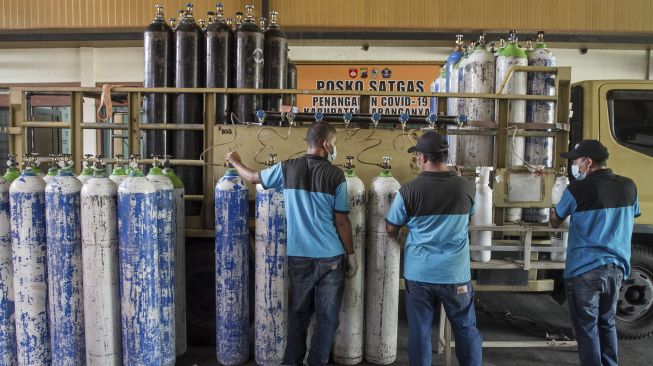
[617,244,653,339]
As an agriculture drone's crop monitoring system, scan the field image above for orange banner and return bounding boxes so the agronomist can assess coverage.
[296,63,442,115]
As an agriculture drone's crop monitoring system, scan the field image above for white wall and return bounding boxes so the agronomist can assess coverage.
[0,45,648,85]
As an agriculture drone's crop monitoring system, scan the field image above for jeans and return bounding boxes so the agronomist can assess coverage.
[405,280,483,366]
[566,264,624,366]
[283,255,345,366]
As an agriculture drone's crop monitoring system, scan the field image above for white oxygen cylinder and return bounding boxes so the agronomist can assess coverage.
[364,161,401,365]
[333,161,366,365]
[551,175,569,262]
[470,167,494,263]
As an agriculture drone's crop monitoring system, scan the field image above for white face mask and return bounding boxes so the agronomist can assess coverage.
[571,158,588,180]
[327,142,337,162]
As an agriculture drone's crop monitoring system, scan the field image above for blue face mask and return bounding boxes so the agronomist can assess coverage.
[571,158,588,180]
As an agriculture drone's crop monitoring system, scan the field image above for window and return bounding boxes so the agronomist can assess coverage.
[607,90,653,158]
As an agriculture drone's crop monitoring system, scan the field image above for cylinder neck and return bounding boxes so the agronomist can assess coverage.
[225,168,239,176]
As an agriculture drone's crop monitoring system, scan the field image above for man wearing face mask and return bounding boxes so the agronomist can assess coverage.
[550,139,640,366]
[385,131,482,366]
[225,121,355,366]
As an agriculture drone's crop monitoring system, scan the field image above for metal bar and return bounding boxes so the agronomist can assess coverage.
[137,123,205,131]
[469,225,566,232]
[470,260,565,270]
[128,92,141,156]
[448,340,576,348]
[70,91,83,173]
[81,122,128,130]
[11,86,559,101]
[19,121,71,128]
[468,245,567,252]
[184,195,204,201]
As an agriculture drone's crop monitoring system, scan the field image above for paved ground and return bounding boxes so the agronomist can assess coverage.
[178,292,652,365]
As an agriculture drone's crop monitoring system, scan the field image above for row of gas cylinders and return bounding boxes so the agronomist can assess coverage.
[144,2,296,215]
[214,158,568,366]
[0,153,186,366]
[431,30,557,224]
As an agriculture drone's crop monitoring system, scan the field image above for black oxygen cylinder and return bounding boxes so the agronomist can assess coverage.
[232,4,264,123]
[143,4,172,157]
[263,11,288,112]
[206,4,233,124]
[172,2,203,214]
[283,56,297,107]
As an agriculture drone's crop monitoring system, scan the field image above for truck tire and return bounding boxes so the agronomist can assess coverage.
[617,244,653,339]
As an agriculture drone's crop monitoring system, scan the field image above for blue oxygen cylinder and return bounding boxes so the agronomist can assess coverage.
[215,168,249,365]
[117,157,161,366]
[0,175,16,365]
[445,34,464,115]
[254,155,287,366]
[146,156,176,366]
[10,158,50,365]
[46,156,85,365]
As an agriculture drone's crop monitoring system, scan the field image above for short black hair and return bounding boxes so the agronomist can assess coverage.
[592,159,606,167]
[419,150,448,164]
[306,122,336,148]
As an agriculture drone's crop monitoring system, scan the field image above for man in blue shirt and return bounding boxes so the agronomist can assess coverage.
[385,131,482,366]
[225,122,356,366]
[550,140,640,366]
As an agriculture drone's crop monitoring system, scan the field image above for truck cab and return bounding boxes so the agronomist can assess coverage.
[571,80,653,339]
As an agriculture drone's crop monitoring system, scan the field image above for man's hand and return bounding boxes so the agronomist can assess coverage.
[345,253,358,278]
[225,151,242,165]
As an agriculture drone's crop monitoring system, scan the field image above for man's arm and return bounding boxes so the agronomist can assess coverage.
[386,222,401,239]
[549,208,564,228]
[225,151,260,184]
[335,212,354,254]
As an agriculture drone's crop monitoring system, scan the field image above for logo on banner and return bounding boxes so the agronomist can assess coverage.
[360,67,368,78]
[381,67,392,78]
[348,68,358,78]
[372,68,379,79]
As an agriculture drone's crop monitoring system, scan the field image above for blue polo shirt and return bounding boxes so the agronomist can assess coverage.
[555,169,640,279]
[259,154,349,258]
[385,171,476,284]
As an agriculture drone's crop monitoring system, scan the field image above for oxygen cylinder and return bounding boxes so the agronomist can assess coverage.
[523,31,557,223]
[46,157,85,365]
[78,154,95,184]
[214,168,249,365]
[205,3,233,124]
[365,159,401,365]
[3,155,20,184]
[456,44,472,117]
[264,11,288,112]
[0,176,16,365]
[146,157,176,366]
[43,154,60,183]
[445,35,464,116]
[470,167,494,262]
[233,4,265,123]
[172,3,203,214]
[496,30,527,223]
[109,155,128,187]
[551,173,569,262]
[283,55,297,107]
[162,160,186,356]
[459,33,496,168]
[80,159,122,366]
[10,162,50,365]
[333,157,366,365]
[144,4,173,157]
[117,159,161,366]
[254,156,287,366]
[429,75,440,116]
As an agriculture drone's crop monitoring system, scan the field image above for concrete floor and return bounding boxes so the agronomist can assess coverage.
[178,293,652,366]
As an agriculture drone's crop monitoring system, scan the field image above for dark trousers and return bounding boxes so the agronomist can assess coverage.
[566,264,624,366]
[405,279,483,366]
[283,255,345,366]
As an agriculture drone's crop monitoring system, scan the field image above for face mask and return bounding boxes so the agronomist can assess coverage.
[327,142,337,162]
[571,158,588,180]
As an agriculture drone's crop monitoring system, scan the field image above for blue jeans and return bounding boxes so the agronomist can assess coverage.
[405,280,483,366]
[566,264,624,366]
[283,255,345,366]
